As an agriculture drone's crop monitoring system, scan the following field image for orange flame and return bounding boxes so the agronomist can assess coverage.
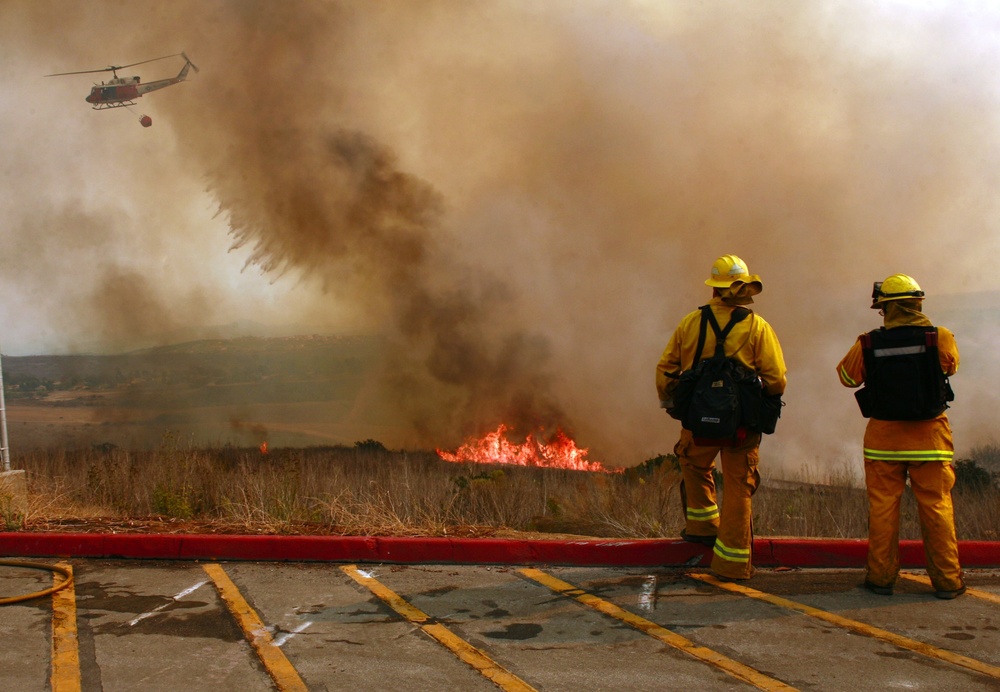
[437,424,618,473]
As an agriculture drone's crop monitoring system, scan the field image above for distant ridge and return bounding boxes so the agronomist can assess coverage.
[148,319,338,343]
[1,333,385,392]
[128,333,382,356]
[56,320,350,356]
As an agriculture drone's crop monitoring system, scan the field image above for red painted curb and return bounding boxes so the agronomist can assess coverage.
[1,533,998,568]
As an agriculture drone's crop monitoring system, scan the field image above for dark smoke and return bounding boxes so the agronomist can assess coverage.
[229,417,268,444]
[203,121,567,440]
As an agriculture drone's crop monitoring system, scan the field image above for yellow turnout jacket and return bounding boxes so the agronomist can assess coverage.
[656,297,787,408]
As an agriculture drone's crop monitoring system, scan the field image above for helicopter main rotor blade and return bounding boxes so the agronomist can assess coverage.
[45,67,115,77]
[45,53,183,77]
[112,53,183,70]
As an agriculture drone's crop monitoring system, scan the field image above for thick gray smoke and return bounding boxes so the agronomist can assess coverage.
[3,1,1000,472]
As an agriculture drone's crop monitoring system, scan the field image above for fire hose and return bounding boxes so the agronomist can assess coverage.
[0,559,73,605]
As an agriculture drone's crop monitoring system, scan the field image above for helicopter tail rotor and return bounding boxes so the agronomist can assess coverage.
[181,52,199,73]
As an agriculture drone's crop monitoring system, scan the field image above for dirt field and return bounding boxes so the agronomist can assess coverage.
[4,399,408,451]
[1,335,410,451]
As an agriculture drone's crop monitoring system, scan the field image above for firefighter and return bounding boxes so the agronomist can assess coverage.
[837,274,965,599]
[656,254,787,580]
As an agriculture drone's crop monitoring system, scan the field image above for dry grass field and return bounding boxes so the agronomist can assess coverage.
[5,441,998,542]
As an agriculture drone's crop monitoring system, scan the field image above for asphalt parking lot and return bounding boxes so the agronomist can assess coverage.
[2,559,999,691]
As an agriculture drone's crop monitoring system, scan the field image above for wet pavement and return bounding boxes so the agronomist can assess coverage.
[2,559,999,691]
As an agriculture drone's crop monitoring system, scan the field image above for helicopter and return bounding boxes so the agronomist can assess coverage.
[46,52,198,127]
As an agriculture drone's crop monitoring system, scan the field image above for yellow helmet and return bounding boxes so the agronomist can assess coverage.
[706,254,752,288]
[871,273,924,309]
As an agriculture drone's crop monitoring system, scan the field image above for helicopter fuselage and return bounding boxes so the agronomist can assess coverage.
[86,76,141,106]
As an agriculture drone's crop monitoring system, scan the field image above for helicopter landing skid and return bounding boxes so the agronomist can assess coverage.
[91,101,136,110]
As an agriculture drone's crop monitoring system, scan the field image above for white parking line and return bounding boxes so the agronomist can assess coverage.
[273,621,313,647]
[638,575,657,612]
[128,580,208,626]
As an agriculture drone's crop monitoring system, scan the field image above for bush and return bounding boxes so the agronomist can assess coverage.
[627,454,678,479]
[354,439,387,452]
[966,442,1000,475]
[954,459,995,493]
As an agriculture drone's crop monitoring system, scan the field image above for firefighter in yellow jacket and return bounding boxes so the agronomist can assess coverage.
[837,274,965,599]
[656,255,787,580]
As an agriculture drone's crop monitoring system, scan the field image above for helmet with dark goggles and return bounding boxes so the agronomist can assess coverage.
[871,275,925,309]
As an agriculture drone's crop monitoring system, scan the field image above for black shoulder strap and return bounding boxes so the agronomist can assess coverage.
[692,305,751,366]
[691,306,712,369]
[859,329,877,377]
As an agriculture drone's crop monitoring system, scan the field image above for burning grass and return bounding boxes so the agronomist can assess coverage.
[6,439,1000,541]
[437,424,616,473]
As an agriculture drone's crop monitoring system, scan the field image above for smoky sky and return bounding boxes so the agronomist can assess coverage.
[3,1,1000,471]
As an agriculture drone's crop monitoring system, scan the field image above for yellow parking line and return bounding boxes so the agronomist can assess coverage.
[203,563,308,692]
[50,562,80,692]
[898,573,1000,605]
[690,572,1000,682]
[518,568,797,692]
[341,565,537,692]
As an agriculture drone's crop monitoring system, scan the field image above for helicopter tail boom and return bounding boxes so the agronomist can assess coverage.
[135,54,197,96]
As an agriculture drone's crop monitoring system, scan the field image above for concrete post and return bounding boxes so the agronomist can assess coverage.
[0,348,23,528]
[0,347,9,472]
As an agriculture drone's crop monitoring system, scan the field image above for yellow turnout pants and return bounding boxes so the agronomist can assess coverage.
[864,459,963,592]
[675,429,761,580]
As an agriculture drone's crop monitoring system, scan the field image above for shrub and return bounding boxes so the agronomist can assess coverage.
[629,454,679,478]
[954,459,994,493]
[151,484,194,519]
[354,439,387,452]
[965,442,1000,475]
